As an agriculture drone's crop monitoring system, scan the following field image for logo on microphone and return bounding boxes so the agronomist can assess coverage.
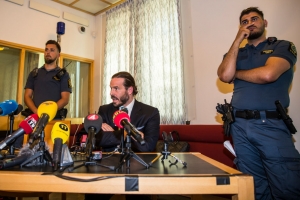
[27,119,37,129]
[113,110,123,120]
[59,123,69,131]
[87,114,99,120]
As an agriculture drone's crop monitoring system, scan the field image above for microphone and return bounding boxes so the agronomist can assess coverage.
[84,114,103,155]
[83,114,103,134]
[0,100,18,116]
[0,114,39,150]
[51,122,70,171]
[0,153,31,169]
[113,110,145,145]
[0,138,45,169]
[29,101,58,143]
[13,104,24,115]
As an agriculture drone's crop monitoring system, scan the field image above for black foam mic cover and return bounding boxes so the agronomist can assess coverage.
[13,104,23,115]
[83,114,103,134]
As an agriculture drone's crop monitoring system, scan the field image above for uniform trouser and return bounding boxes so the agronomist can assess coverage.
[231,112,300,200]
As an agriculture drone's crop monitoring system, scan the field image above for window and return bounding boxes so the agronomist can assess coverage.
[0,40,93,119]
[63,59,90,118]
[0,45,20,101]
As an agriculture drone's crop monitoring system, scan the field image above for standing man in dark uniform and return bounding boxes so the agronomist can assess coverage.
[24,40,72,119]
[217,7,300,200]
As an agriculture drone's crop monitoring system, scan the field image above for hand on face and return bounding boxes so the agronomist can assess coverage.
[235,24,251,43]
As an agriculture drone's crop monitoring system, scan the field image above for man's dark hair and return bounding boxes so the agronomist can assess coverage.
[46,40,61,53]
[112,71,138,95]
[239,7,264,23]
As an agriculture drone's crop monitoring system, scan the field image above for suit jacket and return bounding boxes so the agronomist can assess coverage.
[96,100,160,152]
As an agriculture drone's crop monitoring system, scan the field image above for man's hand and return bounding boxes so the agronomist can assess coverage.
[235,24,251,43]
[101,123,114,131]
[130,131,144,142]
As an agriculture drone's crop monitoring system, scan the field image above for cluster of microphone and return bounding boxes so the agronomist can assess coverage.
[0,99,145,170]
[0,100,69,170]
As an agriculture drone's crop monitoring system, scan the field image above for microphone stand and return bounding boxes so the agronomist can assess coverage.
[118,128,125,153]
[149,139,187,167]
[115,125,150,172]
[20,130,53,167]
[68,127,115,172]
[4,113,16,158]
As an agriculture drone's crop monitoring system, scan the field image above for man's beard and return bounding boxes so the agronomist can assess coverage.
[248,25,265,40]
[112,92,129,107]
[44,57,56,64]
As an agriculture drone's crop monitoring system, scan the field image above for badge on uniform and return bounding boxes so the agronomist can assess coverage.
[261,50,273,54]
[289,42,297,57]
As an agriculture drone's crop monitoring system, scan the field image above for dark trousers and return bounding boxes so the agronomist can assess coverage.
[231,113,300,200]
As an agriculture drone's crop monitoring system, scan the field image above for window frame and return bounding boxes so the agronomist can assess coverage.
[0,39,94,117]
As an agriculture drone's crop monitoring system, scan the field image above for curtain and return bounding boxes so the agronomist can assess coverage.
[0,48,21,101]
[103,0,185,124]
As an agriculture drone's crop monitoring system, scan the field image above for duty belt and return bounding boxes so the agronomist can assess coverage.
[235,110,280,119]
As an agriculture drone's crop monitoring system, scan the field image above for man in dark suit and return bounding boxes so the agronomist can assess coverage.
[86,72,160,200]
[96,71,160,152]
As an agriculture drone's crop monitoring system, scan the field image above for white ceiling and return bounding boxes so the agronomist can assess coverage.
[52,0,125,16]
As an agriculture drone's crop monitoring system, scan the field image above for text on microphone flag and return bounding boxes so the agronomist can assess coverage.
[87,114,99,120]
[59,123,69,132]
[27,117,38,129]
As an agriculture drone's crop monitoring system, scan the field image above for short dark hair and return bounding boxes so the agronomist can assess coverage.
[45,40,61,53]
[239,7,264,23]
[112,71,138,95]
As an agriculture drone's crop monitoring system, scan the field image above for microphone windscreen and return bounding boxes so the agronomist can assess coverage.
[37,101,58,121]
[113,110,130,129]
[83,114,103,134]
[19,114,39,134]
[0,100,18,116]
[14,104,23,115]
[51,122,70,144]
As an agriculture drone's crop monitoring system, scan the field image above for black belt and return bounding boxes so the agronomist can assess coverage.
[235,110,280,119]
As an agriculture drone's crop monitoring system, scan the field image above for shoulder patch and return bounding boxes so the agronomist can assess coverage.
[289,42,297,57]
[68,78,72,89]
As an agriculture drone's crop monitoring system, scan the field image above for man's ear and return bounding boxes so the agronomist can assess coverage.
[128,86,133,95]
[264,19,268,27]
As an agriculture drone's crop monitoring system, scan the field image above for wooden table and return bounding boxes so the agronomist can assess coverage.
[0,152,254,200]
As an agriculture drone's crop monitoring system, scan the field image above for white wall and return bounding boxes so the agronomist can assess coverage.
[0,0,96,59]
[183,0,300,150]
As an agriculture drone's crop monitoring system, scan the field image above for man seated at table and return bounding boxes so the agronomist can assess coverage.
[85,71,160,200]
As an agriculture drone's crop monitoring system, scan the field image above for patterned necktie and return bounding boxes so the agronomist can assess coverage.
[120,106,128,114]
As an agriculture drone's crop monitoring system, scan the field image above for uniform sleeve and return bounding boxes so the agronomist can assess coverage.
[270,40,297,67]
[24,71,35,90]
[60,72,72,93]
